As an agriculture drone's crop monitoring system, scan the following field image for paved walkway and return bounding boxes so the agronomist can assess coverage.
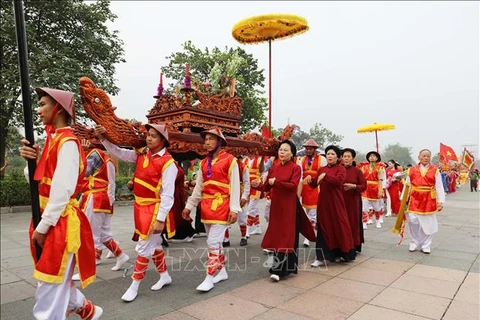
[1,187,479,319]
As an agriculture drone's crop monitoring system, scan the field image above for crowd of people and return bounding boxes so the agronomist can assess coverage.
[19,86,471,319]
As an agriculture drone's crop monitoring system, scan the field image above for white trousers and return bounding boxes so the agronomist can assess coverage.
[362,199,383,212]
[84,196,113,249]
[33,254,85,320]
[238,207,247,226]
[385,190,392,214]
[136,233,163,258]
[264,199,271,222]
[205,224,228,255]
[304,208,317,223]
[407,213,438,250]
[247,198,260,217]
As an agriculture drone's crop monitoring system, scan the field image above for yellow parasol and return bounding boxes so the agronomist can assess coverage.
[357,123,395,152]
[232,13,309,131]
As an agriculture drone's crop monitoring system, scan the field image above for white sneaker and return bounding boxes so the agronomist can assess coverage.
[196,275,214,292]
[186,235,195,243]
[379,216,384,223]
[121,280,141,302]
[72,273,80,281]
[303,239,310,247]
[111,253,129,271]
[421,247,431,254]
[376,221,382,229]
[367,219,373,225]
[151,272,172,291]
[213,267,228,284]
[95,259,101,265]
[311,260,324,267]
[91,306,103,320]
[409,243,418,252]
[263,249,273,255]
[270,274,280,282]
[363,223,368,230]
[385,212,392,217]
[250,225,262,235]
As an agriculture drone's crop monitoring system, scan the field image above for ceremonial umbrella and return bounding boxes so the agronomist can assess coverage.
[232,13,309,131]
[357,123,395,153]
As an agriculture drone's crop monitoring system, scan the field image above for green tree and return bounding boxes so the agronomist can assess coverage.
[431,153,440,164]
[308,123,344,150]
[355,151,367,163]
[162,41,267,133]
[381,143,415,167]
[1,0,125,179]
[289,125,310,150]
[0,124,22,179]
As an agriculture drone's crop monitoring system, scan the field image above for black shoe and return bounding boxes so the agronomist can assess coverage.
[222,241,230,247]
[240,238,247,246]
[161,234,169,247]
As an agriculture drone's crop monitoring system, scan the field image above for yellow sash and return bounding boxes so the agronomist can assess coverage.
[203,193,229,211]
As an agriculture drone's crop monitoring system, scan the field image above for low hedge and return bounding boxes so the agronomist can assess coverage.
[0,176,134,207]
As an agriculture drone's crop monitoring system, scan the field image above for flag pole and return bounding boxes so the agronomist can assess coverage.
[14,0,42,259]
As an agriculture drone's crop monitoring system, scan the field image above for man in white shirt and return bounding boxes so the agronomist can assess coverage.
[94,123,177,302]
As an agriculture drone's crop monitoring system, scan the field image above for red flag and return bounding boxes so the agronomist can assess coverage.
[261,124,273,139]
[439,143,457,163]
[462,149,474,169]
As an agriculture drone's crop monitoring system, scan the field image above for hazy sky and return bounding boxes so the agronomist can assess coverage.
[106,1,479,158]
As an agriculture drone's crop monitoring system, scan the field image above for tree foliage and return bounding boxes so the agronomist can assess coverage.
[0,0,125,179]
[431,153,440,164]
[162,41,267,133]
[289,123,344,151]
[381,143,415,167]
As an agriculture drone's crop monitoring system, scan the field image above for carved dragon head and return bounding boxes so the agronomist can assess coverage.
[79,77,146,148]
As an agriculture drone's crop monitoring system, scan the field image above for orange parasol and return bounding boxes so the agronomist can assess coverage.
[357,123,395,152]
[232,13,309,131]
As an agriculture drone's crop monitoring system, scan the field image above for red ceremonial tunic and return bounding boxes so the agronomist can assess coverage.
[133,150,175,239]
[343,165,367,247]
[256,161,316,252]
[449,172,457,193]
[30,128,96,289]
[172,163,187,231]
[201,150,236,224]
[359,162,384,200]
[386,168,404,214]
[237,158,248,201]
[300,155,322,208]
[311,164,354,253]
[79,148,112,214]
[407,165,439,215]
[243,156,262,199]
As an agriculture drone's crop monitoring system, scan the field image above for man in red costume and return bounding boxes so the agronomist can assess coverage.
[298,138,326,247]
[94,123,177,302]
[20,87,102,319]
[71,140,129,281]
[182,127,241,292]
[358,151,386,229]
[243,155,264,236]
[223,157,250,247]
[403,149,445,254]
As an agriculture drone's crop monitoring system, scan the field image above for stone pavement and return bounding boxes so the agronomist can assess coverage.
[1,187,478,320]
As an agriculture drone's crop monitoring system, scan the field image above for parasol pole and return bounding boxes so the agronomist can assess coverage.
[13,0,42,259]
[375,130,379,152]
[268,39,272,133]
